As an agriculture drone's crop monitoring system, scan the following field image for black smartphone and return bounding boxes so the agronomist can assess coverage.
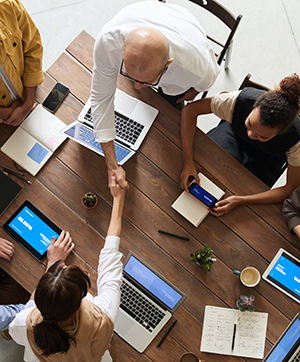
[42,82,69,113]
[188,182,218,208]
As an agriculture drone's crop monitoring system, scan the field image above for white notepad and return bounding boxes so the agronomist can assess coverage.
[1,105,67,176]
[201,306,268,359]
[171,172,225,227]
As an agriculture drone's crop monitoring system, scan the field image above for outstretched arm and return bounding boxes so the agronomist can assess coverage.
[180,97,213,191]
[211,164,300,216]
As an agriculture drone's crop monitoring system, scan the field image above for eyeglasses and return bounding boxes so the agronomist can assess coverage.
[119,59,168,86]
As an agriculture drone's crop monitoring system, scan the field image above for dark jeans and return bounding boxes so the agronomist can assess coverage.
[207,121,287,188]
[157,87,185,111]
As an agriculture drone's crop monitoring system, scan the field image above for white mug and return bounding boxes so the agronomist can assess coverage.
[234,266,261,287]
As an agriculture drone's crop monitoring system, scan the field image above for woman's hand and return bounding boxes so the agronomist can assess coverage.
[0,238,14,260]
[210,195,243,217]
[46,230,74,270]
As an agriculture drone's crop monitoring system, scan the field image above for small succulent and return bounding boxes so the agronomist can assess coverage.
[82,192,97,207]
[190,244,216,271]
[236,294,255,312]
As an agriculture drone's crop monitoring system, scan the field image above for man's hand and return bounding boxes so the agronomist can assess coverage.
[4,100,35,127]
[210,196,242,217]
[108,166,129,190]
[0,238,15,261]
[110,172,126,200]
[176,87,199,103]
[46,230,74,270]
[180,160,200,192]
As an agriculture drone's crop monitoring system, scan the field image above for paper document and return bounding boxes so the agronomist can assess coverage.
[201,306,268,359]
[1,105,67,176]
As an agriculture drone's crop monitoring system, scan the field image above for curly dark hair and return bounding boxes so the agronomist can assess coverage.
[254,73,300,133]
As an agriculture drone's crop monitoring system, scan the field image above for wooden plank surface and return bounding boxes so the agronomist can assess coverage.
[0,30,298,362]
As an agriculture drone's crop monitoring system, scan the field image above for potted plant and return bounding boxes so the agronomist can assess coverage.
[236,294,255,312]
[81,191,98,209]
[190,244,216,271]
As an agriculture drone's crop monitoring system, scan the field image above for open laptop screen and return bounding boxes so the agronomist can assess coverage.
[123,253,185,311]
[62,122,133,164]
[263,314,300,362]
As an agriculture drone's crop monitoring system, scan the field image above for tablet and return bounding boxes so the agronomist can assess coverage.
[262,248,300,304]
[3,200,61,261]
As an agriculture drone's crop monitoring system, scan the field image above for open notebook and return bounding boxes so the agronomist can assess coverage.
[1,105,67,176]
[172,172,225,227]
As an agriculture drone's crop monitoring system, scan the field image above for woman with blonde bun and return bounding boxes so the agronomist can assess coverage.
[180,74,300,216]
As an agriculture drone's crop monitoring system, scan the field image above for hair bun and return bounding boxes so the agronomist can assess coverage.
[278,73,300,110]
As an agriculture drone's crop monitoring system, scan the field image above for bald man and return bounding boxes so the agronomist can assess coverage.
[91,1,220,189]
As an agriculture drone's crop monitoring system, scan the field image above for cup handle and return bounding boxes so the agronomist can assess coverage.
[233,270,241,276]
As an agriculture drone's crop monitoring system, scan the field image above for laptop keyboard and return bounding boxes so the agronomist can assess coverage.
[83,108,144,146]
[120,279,165,333]
[291,349,300,362]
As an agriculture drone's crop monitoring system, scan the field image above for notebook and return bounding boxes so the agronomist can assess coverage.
[1,105,67,176]
[171,172,225,227]
[61,89,159,165]
[0,171,23,216]
[201,306,268,359]
[263,313,300,362]
[114,251,186,353]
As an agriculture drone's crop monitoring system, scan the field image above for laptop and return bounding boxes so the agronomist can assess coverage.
[114,251,186,353]
[263,313,300,362]
[61,89,159,165]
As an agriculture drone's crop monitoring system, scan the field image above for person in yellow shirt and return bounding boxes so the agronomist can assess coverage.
[0,0,44,126]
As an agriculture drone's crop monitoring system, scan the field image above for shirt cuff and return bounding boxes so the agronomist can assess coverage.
[94,128,116,144]
[287,217,300,234]
[104,235,120,250]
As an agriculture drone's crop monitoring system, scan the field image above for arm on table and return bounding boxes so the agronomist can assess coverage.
[0,238,14,261]
[180,97,213,191]
[211,164,300,216]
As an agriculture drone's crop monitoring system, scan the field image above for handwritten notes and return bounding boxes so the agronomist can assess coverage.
[200,306,268,359]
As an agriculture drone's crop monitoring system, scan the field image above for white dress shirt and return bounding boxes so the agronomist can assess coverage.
[91,0,220,143]
[9,235,122,362]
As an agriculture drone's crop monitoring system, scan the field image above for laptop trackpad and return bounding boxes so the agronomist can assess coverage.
[114,310,135,336]
[115,91,138,116]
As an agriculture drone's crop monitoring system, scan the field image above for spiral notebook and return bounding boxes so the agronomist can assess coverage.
[171,172,225,227]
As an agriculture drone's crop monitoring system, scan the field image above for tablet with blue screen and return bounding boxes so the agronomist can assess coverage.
[262,248,300,304]
[3,200,61,261]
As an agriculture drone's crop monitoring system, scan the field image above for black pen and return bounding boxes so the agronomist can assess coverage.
[0,165,25,176]
[231,323,237,352]
[8,172,31,185]
[158,230,189,241]
[157,319,177,348]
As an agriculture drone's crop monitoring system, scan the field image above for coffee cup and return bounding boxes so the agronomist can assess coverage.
[179,352,200,362]
[233,266,261,287]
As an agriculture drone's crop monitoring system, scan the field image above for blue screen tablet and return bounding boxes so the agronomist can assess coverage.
[3,200,61,261]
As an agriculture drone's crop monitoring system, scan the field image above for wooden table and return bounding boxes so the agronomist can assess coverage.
[1,31,299,362]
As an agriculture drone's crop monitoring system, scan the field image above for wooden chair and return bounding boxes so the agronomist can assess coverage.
[238,73,270,91]
[158,0,242,70]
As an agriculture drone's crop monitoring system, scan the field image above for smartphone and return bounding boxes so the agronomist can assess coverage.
[188,182,218,208]
[42,82,69,113]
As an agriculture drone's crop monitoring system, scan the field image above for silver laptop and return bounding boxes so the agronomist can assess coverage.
[61,89,158,165]
[263,313,300,362]
[114,251,186,353]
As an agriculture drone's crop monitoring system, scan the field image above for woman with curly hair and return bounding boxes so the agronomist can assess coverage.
[180,74,300,216]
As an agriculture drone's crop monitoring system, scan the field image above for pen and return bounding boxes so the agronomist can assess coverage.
[158,230,189,241]
[0,164,25,176]
[157,319,177,348]
[231,323,237,352]
[6,171,31,185]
